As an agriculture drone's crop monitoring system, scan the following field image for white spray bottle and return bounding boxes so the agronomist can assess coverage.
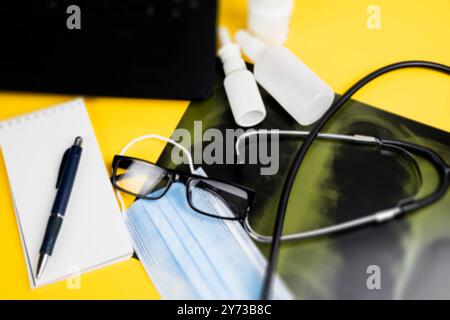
[218,27,266,127]
[236,30,334,126]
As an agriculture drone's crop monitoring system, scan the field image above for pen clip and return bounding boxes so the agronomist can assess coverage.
[56,148,70,189]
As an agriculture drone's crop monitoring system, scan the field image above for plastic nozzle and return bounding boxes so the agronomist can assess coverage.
[217,26,246,75]
[218,27,232,47]
[235,30,266,63]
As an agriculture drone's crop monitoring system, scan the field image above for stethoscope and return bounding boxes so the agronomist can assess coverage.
[236,60,450,299]
[236,130,449,243]
[119,61,450,300]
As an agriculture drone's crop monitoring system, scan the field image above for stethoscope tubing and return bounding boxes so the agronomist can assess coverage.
[240,134,447,243]
[261,60,450,300]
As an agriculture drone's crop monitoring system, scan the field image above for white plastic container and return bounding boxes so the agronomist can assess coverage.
[248,0,294,46]
[217,27,266,127]
[235,30,334,126]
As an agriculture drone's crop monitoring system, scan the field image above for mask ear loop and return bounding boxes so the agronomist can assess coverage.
[115,134,195,213]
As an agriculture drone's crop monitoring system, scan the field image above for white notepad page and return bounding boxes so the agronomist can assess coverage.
[0,99,133,288]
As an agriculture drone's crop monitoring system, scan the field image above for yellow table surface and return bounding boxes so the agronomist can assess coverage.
[0,0,449,299]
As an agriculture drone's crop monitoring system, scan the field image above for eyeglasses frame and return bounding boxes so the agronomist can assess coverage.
[111,155,256,221]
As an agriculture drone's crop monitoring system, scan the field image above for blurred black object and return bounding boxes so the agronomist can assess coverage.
[0,0,217,100]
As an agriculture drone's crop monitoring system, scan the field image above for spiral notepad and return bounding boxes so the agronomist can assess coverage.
[0,99,133,288]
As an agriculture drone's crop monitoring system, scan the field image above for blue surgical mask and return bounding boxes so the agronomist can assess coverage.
[125,177,292,299]
[118,135,292,299]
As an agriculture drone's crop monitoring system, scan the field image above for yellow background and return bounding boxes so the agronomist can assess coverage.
[0,0,449,299]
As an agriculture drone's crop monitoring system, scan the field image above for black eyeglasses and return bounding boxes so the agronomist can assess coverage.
[111,155,256,221]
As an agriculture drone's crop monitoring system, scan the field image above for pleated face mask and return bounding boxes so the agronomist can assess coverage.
[116,135,293,299]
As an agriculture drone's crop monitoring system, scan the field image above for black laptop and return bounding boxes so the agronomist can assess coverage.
[0,0,217,100]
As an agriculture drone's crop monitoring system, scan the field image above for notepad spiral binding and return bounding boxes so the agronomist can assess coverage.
[0,99,82,131]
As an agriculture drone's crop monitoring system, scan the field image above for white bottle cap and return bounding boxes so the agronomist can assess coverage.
[217,27,267,127]
[248,0,294,46]
[235,30,267,63]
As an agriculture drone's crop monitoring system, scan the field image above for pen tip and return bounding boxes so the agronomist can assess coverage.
[74,136,84,147]
[36,254,49,280]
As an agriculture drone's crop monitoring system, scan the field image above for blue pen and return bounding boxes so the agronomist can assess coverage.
[36,137,84,279]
